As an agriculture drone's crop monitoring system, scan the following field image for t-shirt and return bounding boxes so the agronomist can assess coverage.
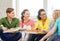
[20,19,35,29]
[34,18,50,34]
[54,18,60,35]
[0,17,19,29]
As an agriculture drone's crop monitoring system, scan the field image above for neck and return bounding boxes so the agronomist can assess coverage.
[42,19,46,22]
[24,18,29,22]
[7,17,12,21]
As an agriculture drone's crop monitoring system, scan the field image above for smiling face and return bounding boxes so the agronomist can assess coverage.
[52,10,58,19]
[23,11,30,19]
[6,8,15,19]
[40,11,47,20]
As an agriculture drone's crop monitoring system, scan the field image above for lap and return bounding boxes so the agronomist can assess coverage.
[29,34,46,41]
[53,35,60,41]
[0,30,22,41]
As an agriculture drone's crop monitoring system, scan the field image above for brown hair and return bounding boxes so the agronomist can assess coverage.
[37,9,45,20]
[21,9,29,28]
[6,8,14,13]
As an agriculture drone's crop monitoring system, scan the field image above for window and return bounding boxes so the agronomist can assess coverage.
[16,0,43,20]
[47,0,60,18]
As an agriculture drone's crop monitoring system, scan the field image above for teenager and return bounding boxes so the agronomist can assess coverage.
[40,10,60,41]
[30,9,50,41]
[20,9,35,41]
[0,8,22,41]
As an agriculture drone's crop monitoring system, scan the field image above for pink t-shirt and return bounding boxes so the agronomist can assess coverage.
[20,19,35,29]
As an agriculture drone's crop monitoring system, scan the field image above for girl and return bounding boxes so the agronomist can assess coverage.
[30,9,50,41]
[20,9,35,41]
[46,10,60,41]
[0,8,22,41]
[40,10,60,41]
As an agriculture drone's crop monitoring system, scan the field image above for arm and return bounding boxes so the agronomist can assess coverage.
[30,20,35,29]
[15,19,20,27]
[10,19,20,30]
[0,19,8,31]
[40,18,60,41]
[0,19,2,29]
[20,21,23,28]
[34,21,39,29]
[40,26,56,41]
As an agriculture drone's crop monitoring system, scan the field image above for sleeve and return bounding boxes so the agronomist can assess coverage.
[20,21,23,28]
[48,20,53,30]
[43,24,49,31]
[54,18,60,28]
[15,19,20,27]
[30,20,35,29]
[0,19,3,29]
[34,21,39,29]
[0,19,3,25]
[0,19,1,25]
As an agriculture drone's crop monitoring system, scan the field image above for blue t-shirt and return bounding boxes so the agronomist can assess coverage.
[54,18,60,35]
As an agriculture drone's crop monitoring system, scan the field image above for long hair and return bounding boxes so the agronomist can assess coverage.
[37,9,45,20]
[21,9,29,27]
[53,10,59,21]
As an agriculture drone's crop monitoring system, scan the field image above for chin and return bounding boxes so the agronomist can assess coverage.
[11,17,15,19]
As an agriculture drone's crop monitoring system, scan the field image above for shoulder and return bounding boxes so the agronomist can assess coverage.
[47,18,50,21]
[0,17,7,21]
[14,18,19,21]
[20,20,22,23]
[36,20,41,23]
[56,17,60,21]
[29,19,34,22]
[46,18,50,23]
[55,17,60,23]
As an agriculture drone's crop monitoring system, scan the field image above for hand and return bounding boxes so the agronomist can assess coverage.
[10,28,16,30]
[2,27,8,31]
[36,28,41,30]
[19,28,26,31]
[36,28,44,31]
[39,38,44,41]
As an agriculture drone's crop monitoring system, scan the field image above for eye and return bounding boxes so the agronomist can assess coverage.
[12,13,14,14]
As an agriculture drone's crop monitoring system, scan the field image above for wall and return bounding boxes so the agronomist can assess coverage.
[16,0,47,20]
[0,0,14,18]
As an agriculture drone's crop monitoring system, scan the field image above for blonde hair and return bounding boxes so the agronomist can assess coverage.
[54,10,60,20]
[52,10,60,27]
[58,10,60,17]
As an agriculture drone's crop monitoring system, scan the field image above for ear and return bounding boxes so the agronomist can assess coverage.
[7,13,9,14]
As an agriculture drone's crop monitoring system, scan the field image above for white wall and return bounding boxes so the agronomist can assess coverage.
[47,0,60,18]
[0,0,15,18]
[16,0,60,20]
[0,0,47,20]
[16,0,44,20]
[1,0,60,19]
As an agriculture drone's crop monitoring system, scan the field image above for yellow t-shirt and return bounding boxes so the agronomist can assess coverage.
[34,18,50,34]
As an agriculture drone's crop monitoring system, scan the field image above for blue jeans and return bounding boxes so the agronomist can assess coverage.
[30,34,46,41]
[0,30,22,41]
[53,35,60,41]
[46,34,56,41]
